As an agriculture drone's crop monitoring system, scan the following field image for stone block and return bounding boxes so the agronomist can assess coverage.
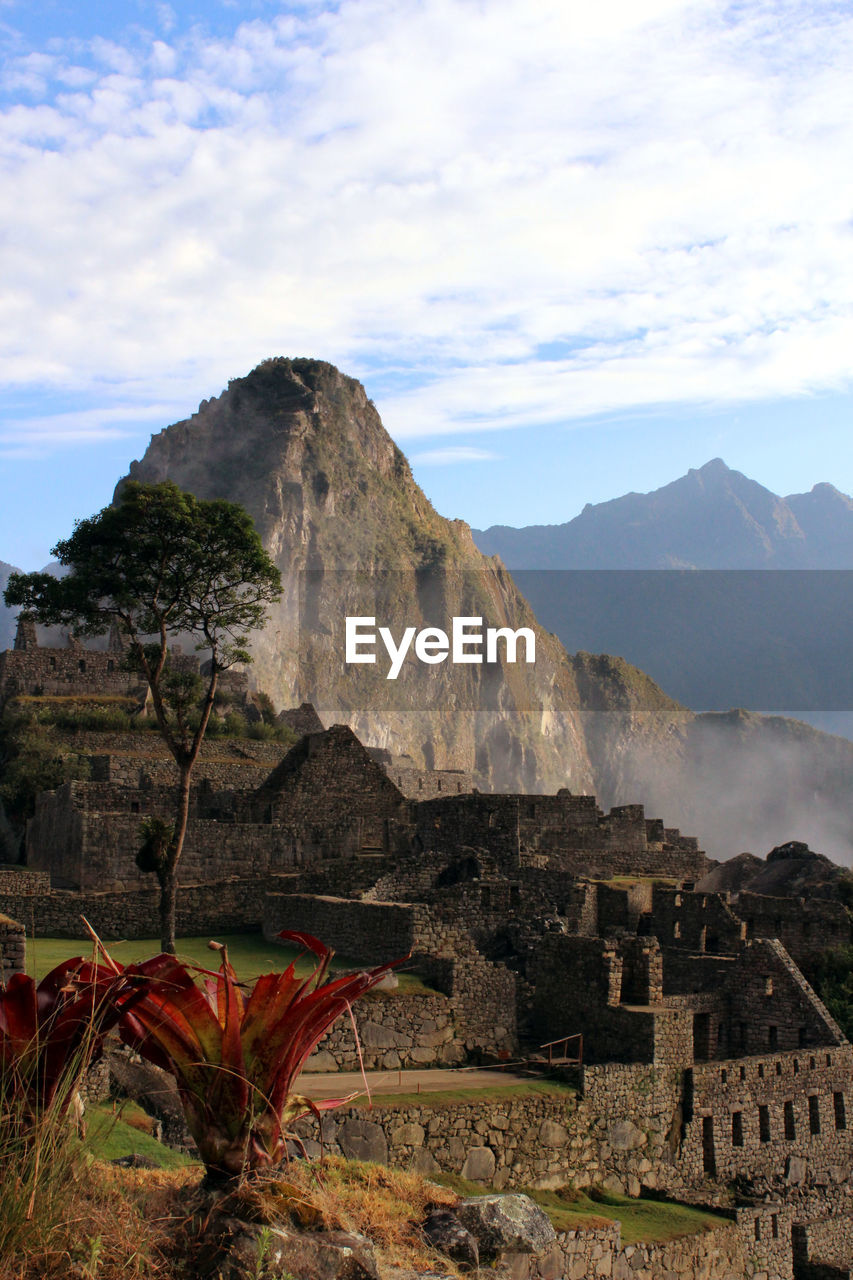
[460,1146,496,1182]
[337,1119,388,1165]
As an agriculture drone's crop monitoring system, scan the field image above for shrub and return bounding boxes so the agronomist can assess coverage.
[117,932,403,1182]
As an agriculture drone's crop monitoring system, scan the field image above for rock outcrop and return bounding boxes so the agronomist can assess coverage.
[121,357,595,793]
[117,358,853,859]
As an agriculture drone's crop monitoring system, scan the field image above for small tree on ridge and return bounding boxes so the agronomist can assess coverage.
[3,481,282,952]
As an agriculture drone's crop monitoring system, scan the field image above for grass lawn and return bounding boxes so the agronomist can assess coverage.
[26,931,433,993]
[368,1079,576,1108]
[85,1102,194,1171]
[435,1174,728,1244]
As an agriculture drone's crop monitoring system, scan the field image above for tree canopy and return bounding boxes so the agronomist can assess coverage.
[4,481,282,950]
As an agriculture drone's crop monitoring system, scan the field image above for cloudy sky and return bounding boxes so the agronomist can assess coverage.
[1,0,852,566]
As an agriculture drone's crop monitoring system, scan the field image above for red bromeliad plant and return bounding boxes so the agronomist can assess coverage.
[115,931,403,1181]
[0,958,143,1123]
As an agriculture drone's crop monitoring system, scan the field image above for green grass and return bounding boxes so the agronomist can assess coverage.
[434,1175,727,1244]
[84,1103,194,1170]
[27,931,433,993]
[530,1187,728,1244]
[367,1079,576,1108]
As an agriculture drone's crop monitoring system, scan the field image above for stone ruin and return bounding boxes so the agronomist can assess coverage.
[1,624,852,1276]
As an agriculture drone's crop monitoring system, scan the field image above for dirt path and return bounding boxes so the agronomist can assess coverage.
[297,1066,532,1100]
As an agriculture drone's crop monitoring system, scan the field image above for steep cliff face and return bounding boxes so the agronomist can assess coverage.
[122,358,593,792]
[120,359,853,863]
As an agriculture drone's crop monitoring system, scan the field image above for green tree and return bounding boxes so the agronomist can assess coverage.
[3,482,282,951]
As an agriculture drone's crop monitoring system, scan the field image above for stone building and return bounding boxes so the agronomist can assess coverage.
[2,628,853,1274]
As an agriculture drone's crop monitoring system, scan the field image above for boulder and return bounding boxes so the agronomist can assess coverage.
[456,1194,556,1259]
[217,1222,379,1280]
[337,1119,389,1164]
[422,1209,479,1271]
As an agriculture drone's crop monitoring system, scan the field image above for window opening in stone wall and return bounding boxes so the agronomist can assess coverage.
[107,659,115,673]
[809,1056,816,1069]
[754,1217,761,1241]
[826,1054,832,1067]
[775,1061,782,1075]
[49,656,56,669]
[759,1105,770,1143]
[130,801,139,814]
[808,1095,821,1135]
[693,1012,711,1061]
[771,1214,779,1239]
[834,1092,846,1130]
[758,1063,765,1079]
[731,1111,743,1146]
[739,1065,746,1081]
[793,1058,800,1073]
[702,1116,716,1175]
[721,1068,727,1084]
[784,1101,795,1141]
[768,1025,778,1051]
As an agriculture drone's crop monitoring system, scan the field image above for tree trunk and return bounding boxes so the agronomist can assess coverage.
[161,763,193,953]
[159,867,178,955]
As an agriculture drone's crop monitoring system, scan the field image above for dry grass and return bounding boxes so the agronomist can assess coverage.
[223,1156,463,1274]
[0,1153,471,1279]
[0,1162,197,1280]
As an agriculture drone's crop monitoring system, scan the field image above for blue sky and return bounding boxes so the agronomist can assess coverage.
[1,0,852,567]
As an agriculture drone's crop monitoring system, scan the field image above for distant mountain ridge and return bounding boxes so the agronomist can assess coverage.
[474,458,853,569]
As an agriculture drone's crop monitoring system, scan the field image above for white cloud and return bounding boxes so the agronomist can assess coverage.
[1,0,853,443]
[411,446,499,465]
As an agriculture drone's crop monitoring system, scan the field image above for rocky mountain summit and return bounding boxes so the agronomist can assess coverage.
[114,358,853,862]
[120,358,595,793]
[474,456,853,569]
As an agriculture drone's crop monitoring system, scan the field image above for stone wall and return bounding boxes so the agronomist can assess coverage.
[532,935,660,1064]
[28,781,309,892]
[539,1212,790,1280]
[0,878,279,939]
[0,643,145,703]
[265,893,421,965]
[307,992,465,1072]
[0,912,25,981]
[735,890,852,965]
[794,1207,853,1276]
[685,1044,853,1188]
[0,866,50,894]
[265,893,518,1057]
[414,792,708,881]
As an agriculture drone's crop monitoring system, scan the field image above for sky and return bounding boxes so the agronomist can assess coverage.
[1,0,853,568]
